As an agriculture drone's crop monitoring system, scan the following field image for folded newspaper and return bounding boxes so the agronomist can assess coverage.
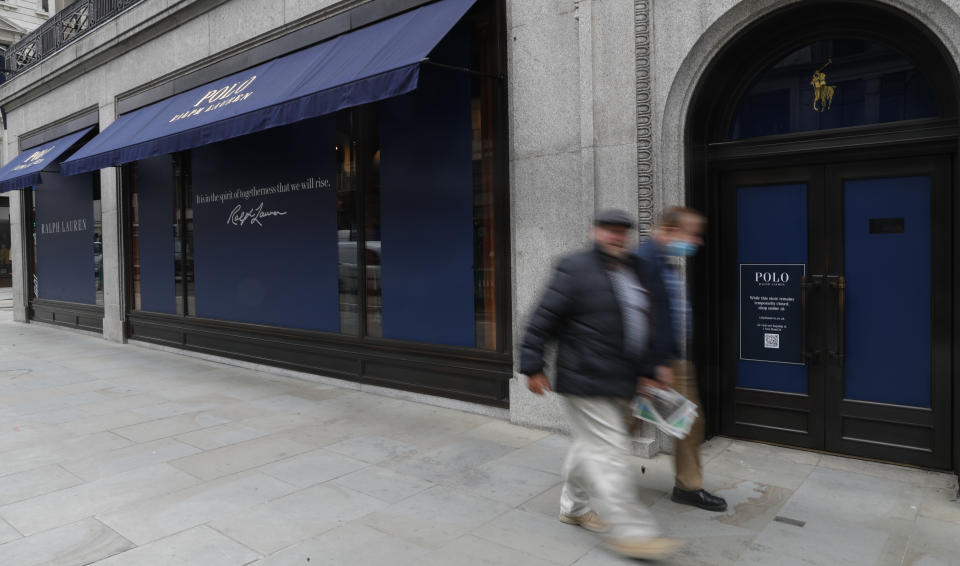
[633,386,698,439]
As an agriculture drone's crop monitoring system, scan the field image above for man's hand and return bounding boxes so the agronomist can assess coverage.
[527,373,552,395]
[637,365,676,395]
[656,364,676,388]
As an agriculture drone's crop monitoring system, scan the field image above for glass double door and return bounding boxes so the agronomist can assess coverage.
[720,157,951,468]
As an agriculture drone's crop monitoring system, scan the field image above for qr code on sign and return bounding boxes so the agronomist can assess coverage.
[764,333,780,349]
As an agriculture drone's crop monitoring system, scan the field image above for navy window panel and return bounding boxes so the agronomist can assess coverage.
[843,176,931,407]
[190,116,339,332]
[378,24,475,347]
[35,172,96,304]
[136,155,177,314]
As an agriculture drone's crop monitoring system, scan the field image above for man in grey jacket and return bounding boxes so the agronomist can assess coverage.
[520,209,682,561]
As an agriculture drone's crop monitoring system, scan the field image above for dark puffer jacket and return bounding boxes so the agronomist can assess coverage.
[519,246,669,398]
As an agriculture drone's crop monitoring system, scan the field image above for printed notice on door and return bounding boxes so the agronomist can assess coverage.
[740,263,806,365]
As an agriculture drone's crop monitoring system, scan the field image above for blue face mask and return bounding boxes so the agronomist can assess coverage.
[666,240,699,257]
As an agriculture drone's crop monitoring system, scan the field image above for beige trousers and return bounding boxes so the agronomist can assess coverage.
[559,396,660,539]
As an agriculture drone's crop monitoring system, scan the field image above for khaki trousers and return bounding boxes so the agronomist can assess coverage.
[560,396,660,539]
[672,360,704,491]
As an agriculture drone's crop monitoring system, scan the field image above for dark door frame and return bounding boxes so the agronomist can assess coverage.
[715,154,952,469]
[684,1,960,472]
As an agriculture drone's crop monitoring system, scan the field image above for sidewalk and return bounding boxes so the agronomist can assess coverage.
[0,310,956,565]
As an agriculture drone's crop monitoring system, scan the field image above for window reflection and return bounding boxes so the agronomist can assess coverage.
[364,113,382,339]
[93,176,103,306]
[337,112,360,335]
[128,165,141,311]
[471,4,499,350]
[30,193,37,300]
[172,153,195,315]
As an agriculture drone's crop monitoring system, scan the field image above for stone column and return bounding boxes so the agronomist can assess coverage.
[507,0,587,431]
[9,188,28,323]
[99,101,125,343]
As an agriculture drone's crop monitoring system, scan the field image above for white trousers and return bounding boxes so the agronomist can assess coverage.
[559,396,660,540]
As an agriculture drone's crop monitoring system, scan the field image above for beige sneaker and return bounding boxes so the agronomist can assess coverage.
[558,510,608,532]
[602,536,684,560]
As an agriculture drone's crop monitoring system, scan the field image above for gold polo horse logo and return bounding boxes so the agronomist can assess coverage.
[812,59,837,112]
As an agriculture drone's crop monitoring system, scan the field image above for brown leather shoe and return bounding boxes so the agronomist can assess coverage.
[558,510,608,532]
[602,536,685,560]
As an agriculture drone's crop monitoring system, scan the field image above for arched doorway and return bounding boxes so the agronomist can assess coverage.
[687,1,959,469]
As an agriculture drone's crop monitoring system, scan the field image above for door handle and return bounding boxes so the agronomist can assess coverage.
[826,275,846,364]
[801,274,824,364]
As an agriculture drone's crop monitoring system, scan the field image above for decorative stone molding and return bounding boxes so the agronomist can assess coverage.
[635,0,654,235]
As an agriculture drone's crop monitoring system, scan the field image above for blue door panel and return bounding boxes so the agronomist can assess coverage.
[843,176,931,407]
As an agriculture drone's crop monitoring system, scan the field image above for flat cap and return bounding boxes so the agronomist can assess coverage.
[594,208,635,228]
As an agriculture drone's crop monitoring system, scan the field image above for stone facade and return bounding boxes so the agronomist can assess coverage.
[2,0,960,435]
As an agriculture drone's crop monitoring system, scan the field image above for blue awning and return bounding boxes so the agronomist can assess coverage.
[0,126,94,192]
[61,0,476,176]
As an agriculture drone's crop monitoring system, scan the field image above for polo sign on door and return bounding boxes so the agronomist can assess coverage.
[739,263,806,365]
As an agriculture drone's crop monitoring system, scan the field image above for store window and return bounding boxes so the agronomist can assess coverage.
[729,39,938,140]
[126,0,505,351]
[128,155,176,313]
[29,172,102,305]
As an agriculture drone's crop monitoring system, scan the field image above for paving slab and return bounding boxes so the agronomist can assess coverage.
[472,507,599,563]
[448,459,561,506]
[98,471,296,545]
[0,464,83,506]
[168,433,314,481]
[389,438,516,484]
[0,518,133,566]
[62,438,202,481]
[257,447,368,488]
[251,523,431,566]
[111,412,230,444]
[208,483,388,554]
[419,534,560,566]
[92,525,259,566]
[332,464,436,503]
[324,434,419,464]
[0,463,199,536]
[360,485,512,549]
[0,516,21,544]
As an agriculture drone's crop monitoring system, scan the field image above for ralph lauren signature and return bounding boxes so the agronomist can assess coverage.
[228,202,288,227]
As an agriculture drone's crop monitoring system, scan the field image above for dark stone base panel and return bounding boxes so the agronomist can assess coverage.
[29,300,104,333]
[127,313,511,408]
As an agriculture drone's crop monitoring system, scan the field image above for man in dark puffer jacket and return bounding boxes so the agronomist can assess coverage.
[520,209,682,561]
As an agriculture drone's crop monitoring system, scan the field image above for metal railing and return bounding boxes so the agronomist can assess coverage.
[6,0,147,78]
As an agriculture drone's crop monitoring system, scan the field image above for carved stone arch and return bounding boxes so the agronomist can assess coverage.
[655,0,960,207]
